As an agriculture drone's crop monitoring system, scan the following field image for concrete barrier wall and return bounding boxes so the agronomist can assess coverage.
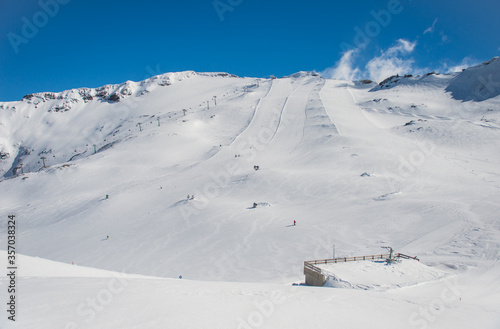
[304,266,326,286]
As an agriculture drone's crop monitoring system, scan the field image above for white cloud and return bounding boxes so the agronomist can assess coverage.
[321,49,361,81]
[423,18,438,35]
[442,57,481,73]
[365,39,419,82]
[440,31,450,43]
[384,39,416,56]
[321,39,433,83]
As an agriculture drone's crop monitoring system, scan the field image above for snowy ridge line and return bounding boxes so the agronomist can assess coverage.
[7,71,243,105]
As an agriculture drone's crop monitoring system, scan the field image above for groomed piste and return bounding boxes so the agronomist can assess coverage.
[1,59,500,328]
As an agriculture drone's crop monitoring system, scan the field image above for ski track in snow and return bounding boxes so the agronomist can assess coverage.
[1,66,500,328]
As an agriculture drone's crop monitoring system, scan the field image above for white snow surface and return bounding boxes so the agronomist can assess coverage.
[320,259,445,290]
[1,251,499,329]
[0,62,500,328]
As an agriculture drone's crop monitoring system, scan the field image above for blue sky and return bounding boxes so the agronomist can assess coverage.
[0,0,499,101]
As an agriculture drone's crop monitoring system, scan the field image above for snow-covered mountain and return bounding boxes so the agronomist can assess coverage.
[0,58,499,328]
[446,57,500,101]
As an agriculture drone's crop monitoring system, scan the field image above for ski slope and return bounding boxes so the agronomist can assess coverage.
[1,251,499,329]
[0,59,500,328]
[320,258,446,290]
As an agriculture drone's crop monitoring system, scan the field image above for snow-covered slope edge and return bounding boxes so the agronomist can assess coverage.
[0,71,256,178]
[0,61,500,328]
[0,252,499,329]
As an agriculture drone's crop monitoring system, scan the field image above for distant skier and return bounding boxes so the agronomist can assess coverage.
[293,220,296,226]
[106,236,109,240]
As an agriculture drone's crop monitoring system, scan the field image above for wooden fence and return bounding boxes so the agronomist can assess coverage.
[304,253,419,277]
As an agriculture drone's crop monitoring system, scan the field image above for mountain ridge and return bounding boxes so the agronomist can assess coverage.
[2,57,498,107]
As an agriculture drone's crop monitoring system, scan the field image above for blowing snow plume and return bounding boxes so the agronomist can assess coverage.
[322,39,422,83]
[322,49,361,81]
[365,39,419,83]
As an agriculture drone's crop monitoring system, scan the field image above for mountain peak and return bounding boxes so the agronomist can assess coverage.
[283,71,321,79]
[446,56,500,101]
